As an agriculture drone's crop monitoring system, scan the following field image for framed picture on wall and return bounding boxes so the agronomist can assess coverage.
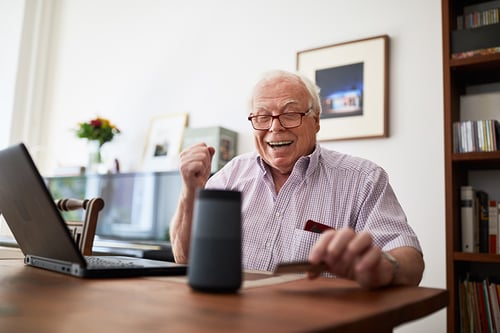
[297,35,389,141]
[141,113,189,171]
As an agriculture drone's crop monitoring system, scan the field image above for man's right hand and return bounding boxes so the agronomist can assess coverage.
[179,143,215,190]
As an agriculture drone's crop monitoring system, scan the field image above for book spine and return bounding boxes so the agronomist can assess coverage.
[489,200,498,254]
[453,121,461,153]
[477,280,488,332]
[494,120,500,151]
[469,279,478,331]
[488,282,500,332]
[461,186,478,253]
[483,280,494,332]
[477,190,490,253]
[484,120,493,151]
[477,120,485,152]
[497,202,500,254]
[453,119,500,153]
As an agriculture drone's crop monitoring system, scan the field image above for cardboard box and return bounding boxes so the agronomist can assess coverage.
[182,127,238,173]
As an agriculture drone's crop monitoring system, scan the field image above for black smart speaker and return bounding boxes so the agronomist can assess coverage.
[187,189,242,293]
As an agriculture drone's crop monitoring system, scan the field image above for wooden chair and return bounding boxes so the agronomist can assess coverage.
[55,198,105,256]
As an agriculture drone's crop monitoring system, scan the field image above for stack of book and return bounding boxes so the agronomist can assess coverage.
[453,119,500,153]
[460,186,499,254]
[457,0,500,30]
[458,276,500,333]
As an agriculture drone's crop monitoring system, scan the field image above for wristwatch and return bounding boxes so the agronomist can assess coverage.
[381,251,399,284]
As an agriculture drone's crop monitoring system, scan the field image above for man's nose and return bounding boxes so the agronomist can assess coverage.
[269,116,284,131]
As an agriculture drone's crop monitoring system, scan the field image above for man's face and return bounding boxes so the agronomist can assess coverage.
[250,77,320,175]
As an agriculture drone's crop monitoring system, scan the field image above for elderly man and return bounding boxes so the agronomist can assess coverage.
[170,70,424,289]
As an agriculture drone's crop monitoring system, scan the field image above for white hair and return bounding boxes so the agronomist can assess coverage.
[250,69,322,117]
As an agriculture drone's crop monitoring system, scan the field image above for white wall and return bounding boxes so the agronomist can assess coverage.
[2,1,446,331]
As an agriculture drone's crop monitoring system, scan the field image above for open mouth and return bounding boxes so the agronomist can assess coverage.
[267,140,293,148]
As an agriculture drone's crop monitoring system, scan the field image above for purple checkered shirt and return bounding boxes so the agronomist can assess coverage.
[206,145,422,272]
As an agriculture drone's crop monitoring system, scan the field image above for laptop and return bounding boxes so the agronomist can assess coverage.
[0,143,187,278]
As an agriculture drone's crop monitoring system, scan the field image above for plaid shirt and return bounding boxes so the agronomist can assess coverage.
[206,145,422,272]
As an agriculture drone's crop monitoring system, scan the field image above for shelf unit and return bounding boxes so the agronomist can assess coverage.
[442,0,500,332]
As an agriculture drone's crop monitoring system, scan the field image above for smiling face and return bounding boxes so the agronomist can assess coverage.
[250,74,320,176]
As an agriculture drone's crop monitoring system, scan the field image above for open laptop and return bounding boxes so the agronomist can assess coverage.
[0,143,187,278]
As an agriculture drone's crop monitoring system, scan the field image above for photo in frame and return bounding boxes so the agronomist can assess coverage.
[297,35,389,141]
[141,113,188,171]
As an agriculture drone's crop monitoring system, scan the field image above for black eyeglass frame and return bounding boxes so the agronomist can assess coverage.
[247,108,313,130]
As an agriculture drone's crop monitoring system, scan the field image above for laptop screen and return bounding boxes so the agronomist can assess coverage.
[45,171,182,242]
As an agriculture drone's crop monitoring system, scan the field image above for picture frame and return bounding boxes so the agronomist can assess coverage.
[182,126,238,173]
[141,113,189,171]
[297,35,389,141]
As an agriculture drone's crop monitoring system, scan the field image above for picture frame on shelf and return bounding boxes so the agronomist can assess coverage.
[141,113,188,171]
[297,35,389,141]
[182,126,238,173]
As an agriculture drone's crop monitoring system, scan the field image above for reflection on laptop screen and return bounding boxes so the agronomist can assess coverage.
[45,172,182,243]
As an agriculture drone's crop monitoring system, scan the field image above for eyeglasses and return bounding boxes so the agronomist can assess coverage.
[248,108,313,130]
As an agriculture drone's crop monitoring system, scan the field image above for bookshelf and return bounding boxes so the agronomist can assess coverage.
[442,0,500,332]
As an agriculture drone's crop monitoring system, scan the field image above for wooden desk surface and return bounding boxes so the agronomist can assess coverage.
[0,256,447,333]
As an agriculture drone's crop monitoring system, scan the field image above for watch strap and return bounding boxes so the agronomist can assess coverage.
[381,251,399,285]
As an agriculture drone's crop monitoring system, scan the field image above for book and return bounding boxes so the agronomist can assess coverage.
[459,280,468,331]
[477,120,486,152]
[477,190,490,253]
[497,202,500,254]
[488,282,500,332]
[483,280,494,332]
[460,277,473,333]
[489,200,498,254]
[473,280,484,332]
[461,186,479,253]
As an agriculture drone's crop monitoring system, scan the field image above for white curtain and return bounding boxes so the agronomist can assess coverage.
[6,0,55,161]
[0,0,54,239]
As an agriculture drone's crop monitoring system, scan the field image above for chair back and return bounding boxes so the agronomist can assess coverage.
[56,198,104,256]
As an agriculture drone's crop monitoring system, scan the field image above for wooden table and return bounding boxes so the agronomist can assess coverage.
[0,251,447,333]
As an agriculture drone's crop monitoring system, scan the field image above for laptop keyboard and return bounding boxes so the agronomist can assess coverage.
[85,256,144,269]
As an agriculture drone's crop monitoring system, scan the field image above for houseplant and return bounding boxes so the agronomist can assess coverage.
[76,116,120,173]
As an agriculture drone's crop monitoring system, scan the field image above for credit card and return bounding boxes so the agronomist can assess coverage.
[274,261,328,274]
[304,220,332,233]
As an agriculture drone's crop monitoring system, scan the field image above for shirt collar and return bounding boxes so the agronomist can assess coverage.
[255,144,321,177]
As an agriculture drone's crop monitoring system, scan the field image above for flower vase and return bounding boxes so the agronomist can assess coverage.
[87,140,107,174]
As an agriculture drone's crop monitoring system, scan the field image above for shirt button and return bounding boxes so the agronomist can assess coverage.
[265,242,271,248]
[275,212,280,218]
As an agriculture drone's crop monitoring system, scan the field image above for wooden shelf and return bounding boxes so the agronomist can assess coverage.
[454,252,500,264]
[450,53,500,68]
[442,0,500,332]
[452,151,500,168]
[453,151,500,161]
